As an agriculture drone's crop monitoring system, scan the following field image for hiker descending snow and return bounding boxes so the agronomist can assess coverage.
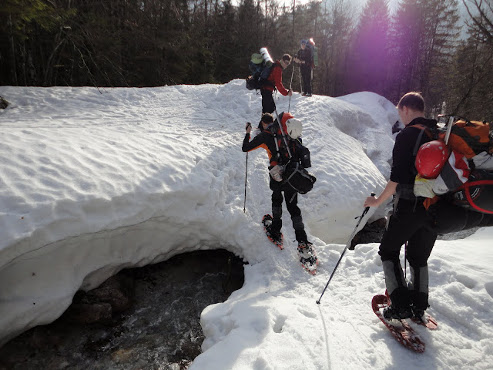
[242,112,317,274]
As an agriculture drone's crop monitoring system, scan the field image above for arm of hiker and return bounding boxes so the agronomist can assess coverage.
[242,130,265,152]
[273,67,289,96]
[364,181,397,208]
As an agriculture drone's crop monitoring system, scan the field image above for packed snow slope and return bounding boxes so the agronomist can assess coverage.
[0,81,492,369]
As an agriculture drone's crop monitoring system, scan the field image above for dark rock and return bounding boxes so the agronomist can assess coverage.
[86,274,134,313]
[62,302,113,324]
[0,96,8,109]
[350,218,387,249]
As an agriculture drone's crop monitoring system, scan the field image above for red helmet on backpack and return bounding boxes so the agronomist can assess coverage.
[415,140,450,179]
[280,112,293,133]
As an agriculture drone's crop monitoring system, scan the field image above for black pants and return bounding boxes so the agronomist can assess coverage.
[379,199,437,310]
[269,177,307,242]
[261,89,275,114]
[300,66,312,95]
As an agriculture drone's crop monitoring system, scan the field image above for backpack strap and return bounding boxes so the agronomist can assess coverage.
[411,124,434,156]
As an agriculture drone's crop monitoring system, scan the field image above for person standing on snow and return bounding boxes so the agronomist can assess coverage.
[242,112,317,269]
[294,40,313,97]
[364,92,438,321]
[260,54,293,115]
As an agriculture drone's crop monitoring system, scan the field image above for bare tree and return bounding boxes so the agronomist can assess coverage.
[462,0,493,44]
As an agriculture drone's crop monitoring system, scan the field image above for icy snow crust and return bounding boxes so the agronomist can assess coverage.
[1,81,492,369]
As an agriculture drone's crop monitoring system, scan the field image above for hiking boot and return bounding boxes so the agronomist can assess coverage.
[383,304,413,320]
[264,221,282,243]
[411,307,426,322]
[412,310,426,322]
[267,229,283,244]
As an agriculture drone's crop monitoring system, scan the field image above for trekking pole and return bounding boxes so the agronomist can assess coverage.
[404,241,408,279]
[243,153,248,213]
[243,122,252,213]
[316,193,375,305]
[274,109,292,158]
[288,64,295,112]
[299,66,303,95]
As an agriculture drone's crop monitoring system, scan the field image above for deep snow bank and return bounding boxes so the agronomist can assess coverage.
[0,81,396,344]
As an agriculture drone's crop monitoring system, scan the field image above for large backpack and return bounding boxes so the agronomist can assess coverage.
[413,117,493,214]
[246,48,277,90]
[444,119,492,158]
[271,112,316,194]
[307,38,318,68]
[451,169,493,214]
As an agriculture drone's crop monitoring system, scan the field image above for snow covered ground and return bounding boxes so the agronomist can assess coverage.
[0,81,492,369]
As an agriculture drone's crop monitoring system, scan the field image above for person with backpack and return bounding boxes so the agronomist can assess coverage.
[260,54,293,115]
[363,92,439,322]
[242,112,317,270]
[294,40,313,97]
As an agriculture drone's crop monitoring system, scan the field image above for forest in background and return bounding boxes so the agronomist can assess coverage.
[1,0,492,120]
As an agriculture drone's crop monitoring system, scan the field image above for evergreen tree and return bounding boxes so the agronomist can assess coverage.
[388,0,459,109]
[0,0,76,85]
[462,0,493,45]
[446,1,493,120]
[346,0,390,96]
[318,0,354,96]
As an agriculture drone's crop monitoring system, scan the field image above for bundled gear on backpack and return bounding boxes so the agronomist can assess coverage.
[446,119,492,158]
[412,117,493,214]
[307,38,318,68]
[271,112,316,194]
[246,48,278,90]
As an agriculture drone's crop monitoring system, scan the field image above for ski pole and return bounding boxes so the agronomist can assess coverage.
[316,193,375,305]
[243,122,252,213]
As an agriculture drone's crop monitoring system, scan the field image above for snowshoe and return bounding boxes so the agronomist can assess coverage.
[297,241,318,275]
[262,214,283,250]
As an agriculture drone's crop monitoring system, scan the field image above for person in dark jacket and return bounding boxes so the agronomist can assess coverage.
[242,112,317,268]
[260,54,293,115]
[365,92,493,322]
[294,40,313,97]
[364,92,438,321]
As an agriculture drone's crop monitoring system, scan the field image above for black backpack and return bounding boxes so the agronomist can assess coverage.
[269,116,316,194]
[282,141,316,194]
